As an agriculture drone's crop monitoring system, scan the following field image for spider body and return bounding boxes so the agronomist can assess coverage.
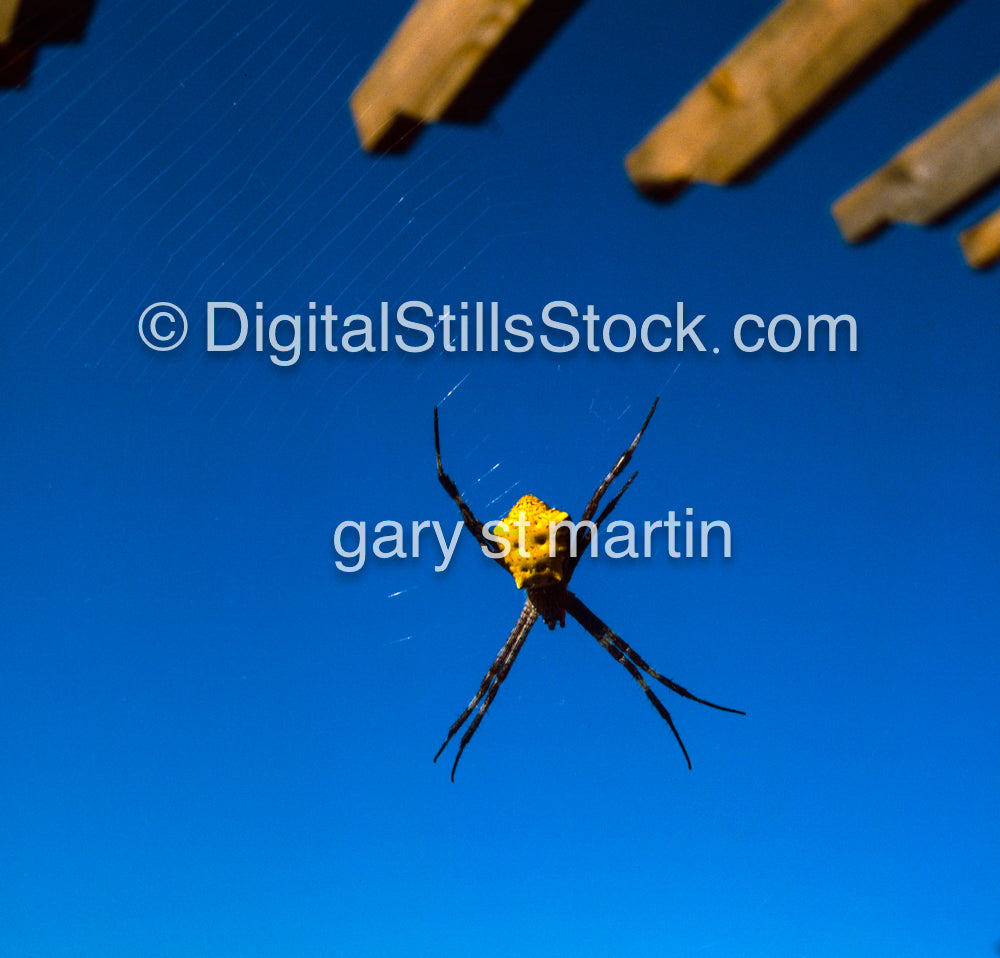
[433,399,743,779]
[492,494,571,628]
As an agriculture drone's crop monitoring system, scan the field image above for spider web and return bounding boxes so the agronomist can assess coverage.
[0,0,687,657]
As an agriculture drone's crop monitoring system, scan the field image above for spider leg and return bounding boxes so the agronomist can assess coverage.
[579,398,658,526]
[434,600,539,780]
[602,623,746,715]
[432,611,524,764]
[564,592,743,768]
[567,471,640,577]
[591,471,637,530]
[434,407,500,556]
[446,614,534,781]
[568,399,658,575]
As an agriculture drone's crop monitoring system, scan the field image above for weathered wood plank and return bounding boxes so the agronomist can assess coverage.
[833,73,1000,241]
[625,0,939,198]
[959,206,1000,269]
[351,0,583,153]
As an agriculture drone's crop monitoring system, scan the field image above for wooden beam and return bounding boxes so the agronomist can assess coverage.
[625,0,940,199]
[959,206,1000,269]
[833,73,1000,242]
[351,0,583,153]
[1,0,21,44]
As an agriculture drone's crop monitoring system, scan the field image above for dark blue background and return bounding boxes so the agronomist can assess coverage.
[2,1,998,954]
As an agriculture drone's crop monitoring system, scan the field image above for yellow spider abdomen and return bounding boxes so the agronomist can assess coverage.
[492,494,571,589]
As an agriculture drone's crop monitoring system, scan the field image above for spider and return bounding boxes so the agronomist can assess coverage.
[433,398,744,779]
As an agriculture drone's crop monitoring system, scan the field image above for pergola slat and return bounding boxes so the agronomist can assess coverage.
[625,0,938,198]
[350,0,582,153]
[959,206,1000,270]
[833,73,1000,242]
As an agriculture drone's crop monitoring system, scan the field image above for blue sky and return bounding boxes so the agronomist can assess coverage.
[2,0,998,955]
